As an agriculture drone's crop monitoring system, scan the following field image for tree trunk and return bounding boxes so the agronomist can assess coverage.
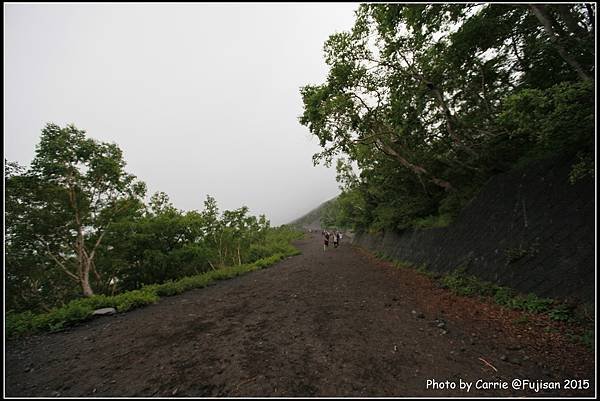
[218,233,224,267]
[376,140,454,191]
[430,87,479,158]
[81,263,94,297]
[529,5,592,81]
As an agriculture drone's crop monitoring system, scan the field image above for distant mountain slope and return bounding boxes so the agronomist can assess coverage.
[288,197,337,230]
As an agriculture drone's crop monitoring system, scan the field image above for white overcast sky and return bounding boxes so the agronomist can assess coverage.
[4,2,359,225]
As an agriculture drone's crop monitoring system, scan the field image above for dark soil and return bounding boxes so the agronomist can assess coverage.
[5,233,595,397]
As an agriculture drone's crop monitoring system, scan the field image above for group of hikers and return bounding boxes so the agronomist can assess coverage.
[321,229,342,251]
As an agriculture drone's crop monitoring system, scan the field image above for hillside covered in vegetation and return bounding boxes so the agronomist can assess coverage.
[299,4,594,233]
[289,197,348,230]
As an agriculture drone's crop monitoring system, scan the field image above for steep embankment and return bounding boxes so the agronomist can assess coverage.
[5,233,594,397]
[289,197,336,230]
[354,155,595,304]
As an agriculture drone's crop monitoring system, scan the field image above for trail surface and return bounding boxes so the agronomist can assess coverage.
[5,233,594,397]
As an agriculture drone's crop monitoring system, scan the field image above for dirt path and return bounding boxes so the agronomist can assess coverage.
[5,233,595,397]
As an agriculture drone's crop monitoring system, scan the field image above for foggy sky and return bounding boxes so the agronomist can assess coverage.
[4,3,359,225]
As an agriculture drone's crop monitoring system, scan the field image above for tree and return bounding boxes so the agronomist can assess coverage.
[300,3,594,233]
[9,123,146,298]
[5,161,75,312]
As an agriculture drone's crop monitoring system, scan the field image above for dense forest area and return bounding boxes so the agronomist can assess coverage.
[300,4,595,232]
[5,124,299,316]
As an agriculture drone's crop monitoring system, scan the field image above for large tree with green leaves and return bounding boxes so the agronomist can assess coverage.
[6,123,146,300]
[300,3,594,233]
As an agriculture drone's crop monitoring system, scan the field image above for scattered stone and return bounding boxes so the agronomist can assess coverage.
[51,391,61,397]
[437,322,446,329]
[500,355,507,361]
[92,388,97,394]
[172,388,178,396]
[441,330,448,335]
[93,308,116,316]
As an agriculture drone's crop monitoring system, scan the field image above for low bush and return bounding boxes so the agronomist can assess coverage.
[411,213,453,229]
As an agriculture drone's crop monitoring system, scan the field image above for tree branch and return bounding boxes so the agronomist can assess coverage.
[529,5,592,81]
[45,246,80,283]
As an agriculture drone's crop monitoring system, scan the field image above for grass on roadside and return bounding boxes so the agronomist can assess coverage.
[6,246,301,338]
[374,251,594,350]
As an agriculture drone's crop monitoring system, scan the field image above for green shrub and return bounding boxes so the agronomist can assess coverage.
[440,269,554,315]
[579,329,594,350]
[548,303,575,322]
[493,286,515,306]
[411,213,453,229]
[505,293,553,313]
[154,281,183,297]
[113,289,159,312]
[7,234,302,338]
[6,311,36,337]
[569,152,594,184]
[440,269,491,297]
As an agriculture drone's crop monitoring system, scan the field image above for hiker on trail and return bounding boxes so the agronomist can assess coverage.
[333,230,339,248]
[323,230,330,251]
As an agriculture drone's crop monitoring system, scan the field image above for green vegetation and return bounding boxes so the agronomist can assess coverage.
[578,330,594,350]
[6,246,300,338]
[289,197,338,230]
[505,247,530,264]
[5,123,303,319]
[569,152,595,184]
[379,253,591,326]
[411,214,453,229]
[439,267,568,316]
[299,4,594,233]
